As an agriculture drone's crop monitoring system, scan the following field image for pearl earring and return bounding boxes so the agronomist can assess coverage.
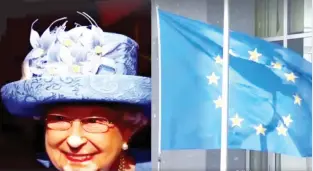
[122,142,128,151]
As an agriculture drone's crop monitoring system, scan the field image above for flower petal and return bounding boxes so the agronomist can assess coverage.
[84,54,101,73]
[71,43,88,63]
[67,26,87,42]
[79,30,94,49]
[32,48,45,58]
[90,26,102,45]
[40,17,67,50]
[40,30,56,50]
[30,19,40,48]
[91,25,105,44]
[57,31,73,47]
[54,63,69,75]
[46,44,61,62]
[59,46,73,65]
[79,61,93,74]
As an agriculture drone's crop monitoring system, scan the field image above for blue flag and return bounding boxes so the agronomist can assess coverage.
[159,9,312,157]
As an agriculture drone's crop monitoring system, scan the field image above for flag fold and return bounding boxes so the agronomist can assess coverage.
[159,9,312,157]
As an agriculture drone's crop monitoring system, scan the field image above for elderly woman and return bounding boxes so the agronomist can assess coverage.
[1,12,151,171]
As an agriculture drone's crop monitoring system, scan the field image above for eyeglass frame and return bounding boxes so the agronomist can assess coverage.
[44,114,116,133]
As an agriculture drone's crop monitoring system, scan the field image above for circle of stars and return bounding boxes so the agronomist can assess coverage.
[206,48,302,142]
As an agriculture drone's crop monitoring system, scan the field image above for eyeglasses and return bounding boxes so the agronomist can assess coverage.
[45,114,115,133]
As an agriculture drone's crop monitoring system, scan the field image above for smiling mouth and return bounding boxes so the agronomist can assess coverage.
[65,153,94,163]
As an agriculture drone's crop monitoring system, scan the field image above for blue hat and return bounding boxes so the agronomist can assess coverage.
[1,12,151,117]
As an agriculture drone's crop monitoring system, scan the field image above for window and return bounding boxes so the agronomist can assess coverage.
[255,0,284,37]
[288,0,312,34]
[288,37,312,62]
[259,0,312,170]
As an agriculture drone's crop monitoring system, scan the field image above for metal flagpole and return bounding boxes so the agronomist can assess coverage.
[220,0,230,171]
[311,0,313,170]
[156,4,162,171]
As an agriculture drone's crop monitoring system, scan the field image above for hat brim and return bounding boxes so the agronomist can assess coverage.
[1,75,151,117]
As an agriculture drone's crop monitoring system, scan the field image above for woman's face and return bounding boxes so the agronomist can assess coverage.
[44,104,145,171]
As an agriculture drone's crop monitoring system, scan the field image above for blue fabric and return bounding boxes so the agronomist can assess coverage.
[1,75,151,117]
[135,162,152,171]
[1,18,151,117]
[36,150,151,170]
[159,9,312,157]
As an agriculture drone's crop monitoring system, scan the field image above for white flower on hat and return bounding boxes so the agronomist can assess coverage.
[22,11,138,78]
[59,46,74,65]
[29,17,68,57]
[75,12,120,57]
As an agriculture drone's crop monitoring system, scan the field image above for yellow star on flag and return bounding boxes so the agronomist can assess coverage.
[214,55,223,65]
[248,48,262,62]
[271,62,282,70]
[276,124,288,136]
[230,113,244,127]
[254,124,266,135]
[206,72,220,85]
[213,96,223,109]
[284,72,297,83]
[293,94,302,106]
[282,114,293,127]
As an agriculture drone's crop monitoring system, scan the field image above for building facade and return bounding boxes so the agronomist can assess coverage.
[151,0,312,170]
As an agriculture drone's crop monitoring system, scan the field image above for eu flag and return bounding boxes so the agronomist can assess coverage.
[159,9,312,157]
